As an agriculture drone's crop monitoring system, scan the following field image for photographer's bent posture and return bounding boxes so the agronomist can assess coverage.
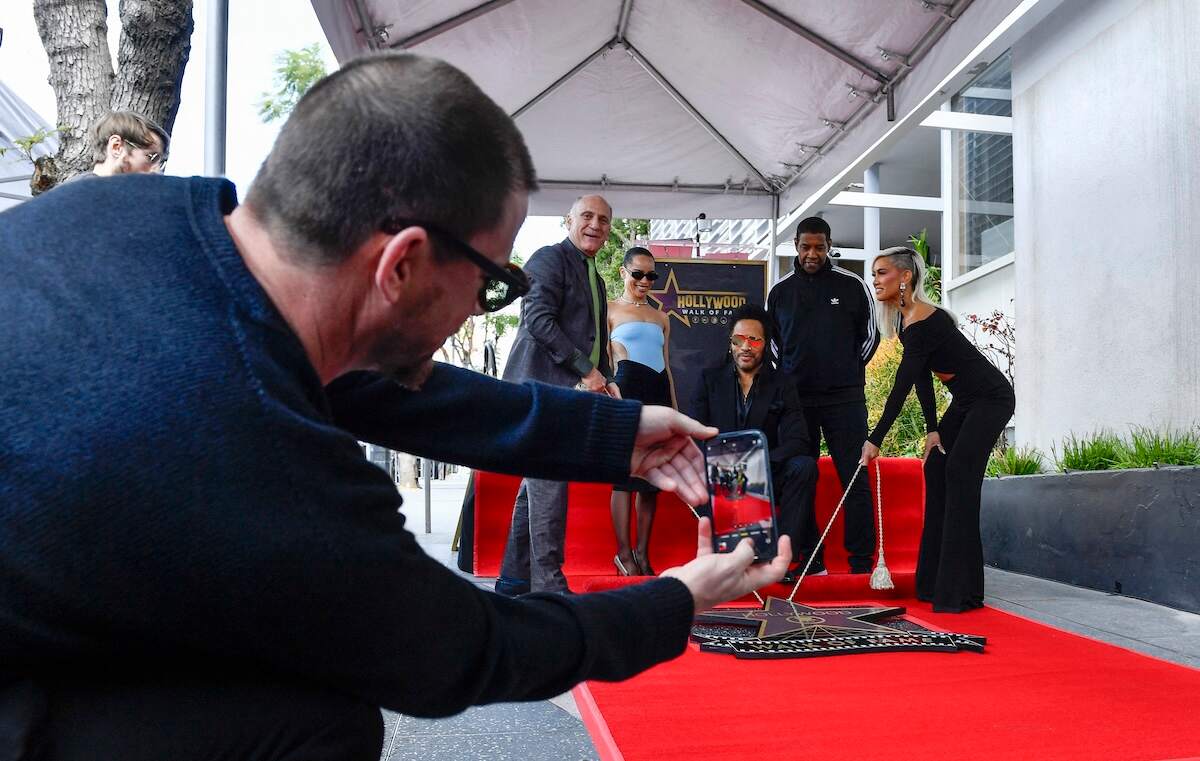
[0,54,788,759]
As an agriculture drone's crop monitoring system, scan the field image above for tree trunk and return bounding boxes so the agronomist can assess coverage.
[32,0,193,191]
[111,0,194,136]
[33,0,115,187]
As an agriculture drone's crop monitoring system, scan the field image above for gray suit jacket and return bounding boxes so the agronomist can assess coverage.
[503,238,611,387]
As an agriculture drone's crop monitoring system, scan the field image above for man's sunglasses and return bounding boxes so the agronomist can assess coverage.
[383,218,529,312]
[627,269,658,282]
[730,334,765,349]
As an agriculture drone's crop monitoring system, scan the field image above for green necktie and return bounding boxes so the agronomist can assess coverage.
[586,256,602,369]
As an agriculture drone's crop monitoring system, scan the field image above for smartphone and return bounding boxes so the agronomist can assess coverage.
[702,429,778,562]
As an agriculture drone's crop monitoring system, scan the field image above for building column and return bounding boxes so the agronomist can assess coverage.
[863,163,880,260]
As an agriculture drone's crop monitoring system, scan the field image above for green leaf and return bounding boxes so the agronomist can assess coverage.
[257,44,328,123]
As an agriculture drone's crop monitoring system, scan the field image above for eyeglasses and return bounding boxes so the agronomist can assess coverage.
[627,269,658,282]
[383,218,530,312]
[113,135,165,166]
[730,334,765,349]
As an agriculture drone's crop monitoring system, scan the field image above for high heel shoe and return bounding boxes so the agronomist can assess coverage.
[633,550,655,576]
[614,555,634,576]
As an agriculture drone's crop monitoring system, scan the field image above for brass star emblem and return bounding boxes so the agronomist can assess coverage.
[696,597,907,640]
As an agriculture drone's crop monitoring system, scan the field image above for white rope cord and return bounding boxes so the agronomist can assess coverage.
[869,460,894,590]
[786,462,863,603]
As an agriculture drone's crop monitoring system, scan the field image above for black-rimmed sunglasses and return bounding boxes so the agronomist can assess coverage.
[383,218,529,312]
[627,269,658,282]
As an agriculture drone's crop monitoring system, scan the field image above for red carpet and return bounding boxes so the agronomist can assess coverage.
[474,457,925,600]
[575,600,1200,761]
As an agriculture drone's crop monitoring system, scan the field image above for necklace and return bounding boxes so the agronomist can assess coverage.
[618,295,648,307]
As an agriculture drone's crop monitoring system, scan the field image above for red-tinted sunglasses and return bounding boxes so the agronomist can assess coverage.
[730,334,765,349]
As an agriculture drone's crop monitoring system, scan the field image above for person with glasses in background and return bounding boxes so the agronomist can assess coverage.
[495,194,623,596]
[0,54,790,758]
[690,304,818,584]
[72,111,170,180]
[606,247,678,577]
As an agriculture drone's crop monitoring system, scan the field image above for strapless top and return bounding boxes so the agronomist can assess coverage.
[610,320,665,373]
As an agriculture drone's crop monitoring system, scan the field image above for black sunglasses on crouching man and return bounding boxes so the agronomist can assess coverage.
[383,219,530,312]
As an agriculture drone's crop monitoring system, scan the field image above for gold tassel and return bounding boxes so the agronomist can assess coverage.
[868,461,894,590]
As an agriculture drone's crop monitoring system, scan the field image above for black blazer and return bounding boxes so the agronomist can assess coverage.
[690,364,811,465]
[502,238,611,387]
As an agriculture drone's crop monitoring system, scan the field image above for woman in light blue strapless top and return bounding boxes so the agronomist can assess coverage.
[607,248,677,577]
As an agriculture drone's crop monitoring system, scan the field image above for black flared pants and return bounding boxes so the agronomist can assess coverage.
[918,388,1015,612]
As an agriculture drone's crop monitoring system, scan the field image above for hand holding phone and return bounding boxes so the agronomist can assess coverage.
[702,429,778,563]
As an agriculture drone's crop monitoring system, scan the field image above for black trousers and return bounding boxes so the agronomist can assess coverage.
[772,455,818,559]
[918,388,1015,612]
[1,673,383,761]
[801,401,875,571]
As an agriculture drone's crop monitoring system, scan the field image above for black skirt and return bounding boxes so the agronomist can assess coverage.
[613,360,672,494]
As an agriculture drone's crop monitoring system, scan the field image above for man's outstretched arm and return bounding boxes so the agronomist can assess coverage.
[326,364,639,485]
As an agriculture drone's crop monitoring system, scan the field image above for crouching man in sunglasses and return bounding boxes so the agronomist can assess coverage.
[689,304,819,584]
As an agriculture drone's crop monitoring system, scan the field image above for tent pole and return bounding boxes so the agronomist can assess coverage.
[203,0,228,177]
[391,0,517,49]
[624,42,769,190]
[512,41,616,120]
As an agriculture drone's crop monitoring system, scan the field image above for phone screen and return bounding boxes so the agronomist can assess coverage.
[703,429,778,562]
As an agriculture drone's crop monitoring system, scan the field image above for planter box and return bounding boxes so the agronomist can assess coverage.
[981,466,1200,614]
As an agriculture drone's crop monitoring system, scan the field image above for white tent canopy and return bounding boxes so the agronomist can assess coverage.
[311,0,1039,226]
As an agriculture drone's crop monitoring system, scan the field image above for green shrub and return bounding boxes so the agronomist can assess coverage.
[1056,431,1124,471]
[1112,427,1200,468]
[987,446,1044,477]
[865,338,949,457]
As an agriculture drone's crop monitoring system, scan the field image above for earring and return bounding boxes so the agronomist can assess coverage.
[899,282,906,308]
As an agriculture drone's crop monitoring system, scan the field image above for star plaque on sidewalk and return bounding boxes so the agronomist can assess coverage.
[692,597,986,659]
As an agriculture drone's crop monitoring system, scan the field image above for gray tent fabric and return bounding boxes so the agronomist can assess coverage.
[309,0,1025,222]
[0,81,57,210]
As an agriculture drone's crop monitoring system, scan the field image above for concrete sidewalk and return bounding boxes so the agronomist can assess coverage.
[382,469,1200,760]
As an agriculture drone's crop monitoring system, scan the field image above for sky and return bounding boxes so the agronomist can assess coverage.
[0,0,563,257]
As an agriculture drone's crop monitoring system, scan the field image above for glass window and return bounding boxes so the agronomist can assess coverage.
[952,51,1014,276]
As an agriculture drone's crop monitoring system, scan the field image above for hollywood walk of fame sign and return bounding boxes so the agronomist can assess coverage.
[642,258,767,418]
[692,597,986,659]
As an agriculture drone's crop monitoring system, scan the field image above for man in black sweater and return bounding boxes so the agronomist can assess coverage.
[768,217,880,574]
[0,53,788,759]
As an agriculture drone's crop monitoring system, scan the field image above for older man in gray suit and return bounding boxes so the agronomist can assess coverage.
[497,195,619,595]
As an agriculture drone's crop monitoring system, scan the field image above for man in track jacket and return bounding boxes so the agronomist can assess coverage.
[767,217,880,574]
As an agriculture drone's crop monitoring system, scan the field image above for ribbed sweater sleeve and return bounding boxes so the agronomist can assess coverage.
[326,364,641,485]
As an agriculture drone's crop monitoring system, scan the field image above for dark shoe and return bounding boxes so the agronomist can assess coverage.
[781,562,826,584]
[849,558,874,575]
[494,576,530,597]
[633,549,655,576]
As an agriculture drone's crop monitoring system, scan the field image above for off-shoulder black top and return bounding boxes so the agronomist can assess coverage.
[867,308,1009,446]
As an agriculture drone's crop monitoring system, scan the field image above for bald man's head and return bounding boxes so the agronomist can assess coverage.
[565,195,613,256]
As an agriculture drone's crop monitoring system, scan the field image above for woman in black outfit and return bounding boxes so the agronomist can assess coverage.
[860,247,1014,613]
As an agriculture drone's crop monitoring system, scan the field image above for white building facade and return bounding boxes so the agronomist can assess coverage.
[650,0,1198,456]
